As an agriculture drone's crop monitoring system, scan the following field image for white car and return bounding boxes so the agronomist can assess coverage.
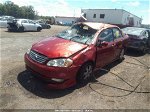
[7,19,42,32]
[0,16,15,28]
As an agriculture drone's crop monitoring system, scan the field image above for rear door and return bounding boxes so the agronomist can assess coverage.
[28,20,37,31]
[96,28,116,68]
[21,20,30,31]
[112,28,124,58]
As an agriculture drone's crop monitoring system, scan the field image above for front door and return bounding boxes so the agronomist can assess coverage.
[96,28,115,68]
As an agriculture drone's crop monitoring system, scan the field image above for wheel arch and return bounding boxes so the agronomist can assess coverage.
[76,60,95,83]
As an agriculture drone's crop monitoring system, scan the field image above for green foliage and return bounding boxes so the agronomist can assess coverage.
[0,1,38,19]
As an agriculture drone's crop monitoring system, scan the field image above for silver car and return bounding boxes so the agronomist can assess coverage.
[0,16,15,28]
[7,19,42,32]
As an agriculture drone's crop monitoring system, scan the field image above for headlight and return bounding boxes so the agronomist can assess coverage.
[47,58,73,67]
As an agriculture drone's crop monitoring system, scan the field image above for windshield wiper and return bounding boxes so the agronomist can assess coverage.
[69,35,81,41]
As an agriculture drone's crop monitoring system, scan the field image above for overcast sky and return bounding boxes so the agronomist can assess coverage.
[0,0,149,24]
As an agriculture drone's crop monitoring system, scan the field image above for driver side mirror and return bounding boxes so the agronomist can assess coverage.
[97,39,108,47]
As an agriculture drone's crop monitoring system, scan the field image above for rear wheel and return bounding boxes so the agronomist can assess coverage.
[77,63,94,85]
[119,48,125,62]
[47,25,51,29]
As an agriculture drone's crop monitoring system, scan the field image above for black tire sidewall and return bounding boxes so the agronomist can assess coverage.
[47,25,50,29]
[37,27,41,32]
[77,63,93,84]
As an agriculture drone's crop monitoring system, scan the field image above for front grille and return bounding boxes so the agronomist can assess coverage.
[29,50,48,64]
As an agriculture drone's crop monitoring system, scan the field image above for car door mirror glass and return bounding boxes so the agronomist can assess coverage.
[101,41,108,46]
[97,39,108,47]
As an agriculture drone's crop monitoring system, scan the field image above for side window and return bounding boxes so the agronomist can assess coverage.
[22,20,28,23]
[113,28,122,40]
[93,14,96,18]
[98,29,114,42]
[29,20,34,24]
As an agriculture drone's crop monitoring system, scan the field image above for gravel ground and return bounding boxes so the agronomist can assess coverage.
[0,26,150,110]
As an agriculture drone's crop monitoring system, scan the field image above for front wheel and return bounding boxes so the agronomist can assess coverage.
[77,63,94,85]
[37,27,42,32]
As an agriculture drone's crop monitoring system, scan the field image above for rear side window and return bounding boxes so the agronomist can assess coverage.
[22,20,28,23]
[98,29,114,42]
[113,28,122,40]
[29,20,35,24]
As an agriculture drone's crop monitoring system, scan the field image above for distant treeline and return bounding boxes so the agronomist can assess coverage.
[0,1,38,19]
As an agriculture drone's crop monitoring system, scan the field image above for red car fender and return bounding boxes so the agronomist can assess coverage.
[70,45,96,67]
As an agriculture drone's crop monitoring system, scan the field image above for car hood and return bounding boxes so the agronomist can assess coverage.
[127,34,143,40]
[36,23,42,27]
[32,36,88,58]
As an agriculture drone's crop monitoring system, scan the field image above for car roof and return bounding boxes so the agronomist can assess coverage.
[17,19,30,21]
[122,27,148,36]
[122,27,147,31]
[76,22,118,30]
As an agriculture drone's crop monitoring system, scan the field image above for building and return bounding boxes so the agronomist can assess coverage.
[55,16,79,25]
[81,9,142,27]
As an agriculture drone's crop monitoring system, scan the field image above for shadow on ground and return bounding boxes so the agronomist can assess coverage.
[17,60,120,99]
[17,70,77,99]
[125,49,150,57]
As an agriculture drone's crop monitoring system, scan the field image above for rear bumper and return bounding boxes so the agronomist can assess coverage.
[24,53,80,89]
[7,25,18,31]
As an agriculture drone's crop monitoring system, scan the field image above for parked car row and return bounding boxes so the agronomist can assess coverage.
[0,16,52,32]
[7,19,43,32]
[7,19,52,32]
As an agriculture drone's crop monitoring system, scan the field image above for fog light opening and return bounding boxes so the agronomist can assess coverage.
[51,78,64,82]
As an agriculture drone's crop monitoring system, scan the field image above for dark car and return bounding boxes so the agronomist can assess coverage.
[25,22,129,89]
[36,21,51,29]
[122,27,150,53]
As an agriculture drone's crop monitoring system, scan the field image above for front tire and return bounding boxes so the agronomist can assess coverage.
[77,63,94,85]
[37,27,42,32]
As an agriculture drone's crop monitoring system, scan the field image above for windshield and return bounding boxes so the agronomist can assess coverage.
[122,27,144,36]
[56,24,97,45]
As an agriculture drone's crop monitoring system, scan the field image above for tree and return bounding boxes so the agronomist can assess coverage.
[0,1,37,19]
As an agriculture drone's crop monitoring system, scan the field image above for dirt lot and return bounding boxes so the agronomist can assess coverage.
[0,26,150,110]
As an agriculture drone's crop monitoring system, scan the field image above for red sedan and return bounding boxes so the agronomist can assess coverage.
[24,22,129,89]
